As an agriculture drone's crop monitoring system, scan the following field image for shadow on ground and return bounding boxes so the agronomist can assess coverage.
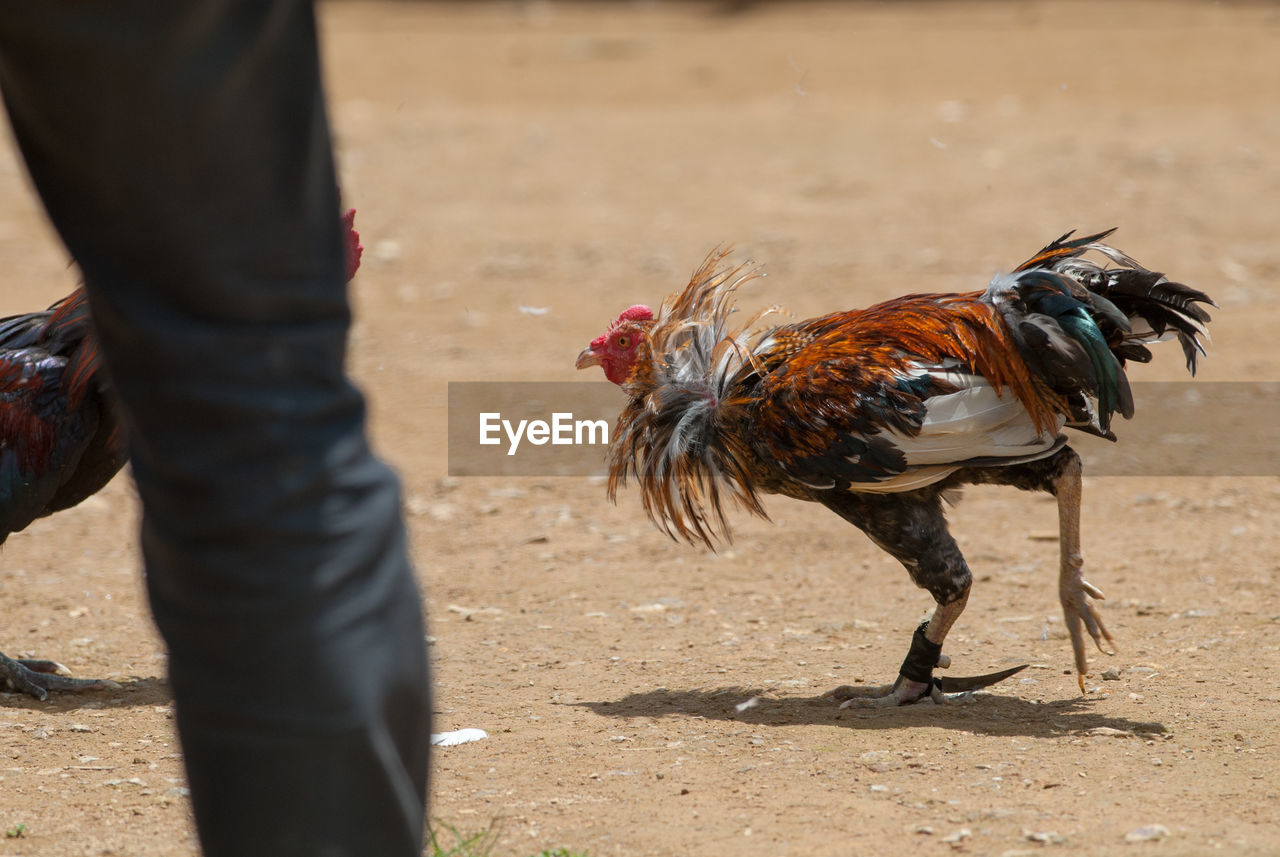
[576,686,1167,738]
[1,676,172,712]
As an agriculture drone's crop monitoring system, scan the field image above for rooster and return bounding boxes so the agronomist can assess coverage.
[576,231,1213,705]
[1,209,364,701]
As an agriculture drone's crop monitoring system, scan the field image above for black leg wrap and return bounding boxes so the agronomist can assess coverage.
[899,621,943,684]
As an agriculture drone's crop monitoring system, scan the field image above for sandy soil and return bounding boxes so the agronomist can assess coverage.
[2,2,1279,855]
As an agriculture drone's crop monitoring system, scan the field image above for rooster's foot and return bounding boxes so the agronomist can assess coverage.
[1053,451,1115,694]
[1060,570,1116,693]
[831,676,952,708]
[830,659,1030,708]
[0,652,120,702]
[831,622,955,707]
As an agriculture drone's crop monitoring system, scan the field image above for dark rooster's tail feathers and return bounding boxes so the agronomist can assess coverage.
[989,229,1215,438]
[1029,230,1215,375]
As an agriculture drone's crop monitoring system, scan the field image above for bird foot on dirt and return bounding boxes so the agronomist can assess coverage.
[831,677,953,708]
[1059,570,1116,693]
[1053,455,1116,694]
[830,622,962,706]
[0,652,120,702]
[829,660,1030,708]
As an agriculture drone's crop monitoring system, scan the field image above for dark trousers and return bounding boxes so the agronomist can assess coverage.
[0,3,430,854]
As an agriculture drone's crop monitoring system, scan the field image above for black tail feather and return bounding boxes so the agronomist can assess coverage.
[1088,269,1215,375]
[1024,232,1216,377]
[997,229,1216,437]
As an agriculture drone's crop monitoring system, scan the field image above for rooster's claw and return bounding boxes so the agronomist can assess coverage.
[1061,571,1116,693]
[831,664,1027,708]
[1,652,120,701]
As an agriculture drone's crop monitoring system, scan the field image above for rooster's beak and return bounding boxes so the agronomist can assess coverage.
[575,346,602,371]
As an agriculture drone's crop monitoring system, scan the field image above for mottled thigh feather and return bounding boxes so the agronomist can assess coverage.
[819,488,971,605]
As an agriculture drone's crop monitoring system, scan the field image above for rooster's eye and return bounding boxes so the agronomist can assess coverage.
[616,336,631,349]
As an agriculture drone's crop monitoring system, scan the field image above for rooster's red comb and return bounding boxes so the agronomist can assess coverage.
[342,208,362,282]
[591,304,654,349]
[616,305,654,324]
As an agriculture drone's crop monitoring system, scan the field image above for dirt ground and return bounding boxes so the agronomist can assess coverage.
[2,2,1279,855]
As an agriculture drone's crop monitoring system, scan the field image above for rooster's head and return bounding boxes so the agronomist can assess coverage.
[576,304,655,392]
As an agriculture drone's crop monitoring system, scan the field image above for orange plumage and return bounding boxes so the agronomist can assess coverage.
[753,294,1068,459]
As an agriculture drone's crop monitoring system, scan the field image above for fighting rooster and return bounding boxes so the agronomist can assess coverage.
[1,209,364,700]
[576,231,1213,705]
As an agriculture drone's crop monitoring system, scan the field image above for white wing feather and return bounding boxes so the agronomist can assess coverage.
[847,369,1065,494]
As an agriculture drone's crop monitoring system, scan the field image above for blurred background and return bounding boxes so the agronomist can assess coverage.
[1,3,1277,855]
[5,1,1276,479]
[313,1,1276,477]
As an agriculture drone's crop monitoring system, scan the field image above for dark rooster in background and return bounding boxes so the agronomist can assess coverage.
[1,209,364,701]
[577,231,1213,705]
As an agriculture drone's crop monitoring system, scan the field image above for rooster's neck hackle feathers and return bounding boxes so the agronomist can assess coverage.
[608,247,779,549]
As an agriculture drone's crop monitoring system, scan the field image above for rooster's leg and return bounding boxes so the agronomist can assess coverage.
[959,447,1116,692]
[0,650,118,702]
[822,489,985,707]
[1052,450,1115,692]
